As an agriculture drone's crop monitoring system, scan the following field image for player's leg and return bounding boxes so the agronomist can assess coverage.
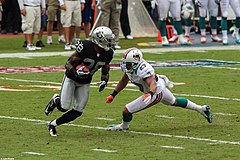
[230,0,240,43]
[161,88,212,123]
[46,77,75,136]
[107,91,162,131]
[170,1,191,45]
[157,0,170,46]
[218,0,229,44]
[209,0,223,43]
[198,0,208,43]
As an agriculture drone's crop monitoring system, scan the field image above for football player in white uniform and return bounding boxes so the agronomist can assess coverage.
[169,0,195,43]
[156,0,191,46]
[195,0,222,43]
[44,26,115,136]
[106,48,212,131]
[217,0,240,44]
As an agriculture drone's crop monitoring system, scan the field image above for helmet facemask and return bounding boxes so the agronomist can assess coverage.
[121,48,143,73]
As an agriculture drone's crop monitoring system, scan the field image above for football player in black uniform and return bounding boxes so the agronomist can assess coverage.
[44,26,115,136]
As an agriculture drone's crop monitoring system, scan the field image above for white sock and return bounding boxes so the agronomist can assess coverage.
[211,29,217,35]
[222,30,228,38]
[50,119,57,126]
[235,28,240,39]
[47,36,52,40]
[186,100,203,112]
[185,26,191,36]
[200,29,206,36]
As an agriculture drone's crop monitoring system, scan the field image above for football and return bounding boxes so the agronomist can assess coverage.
[76,64,90,76]
[181,3,194,19]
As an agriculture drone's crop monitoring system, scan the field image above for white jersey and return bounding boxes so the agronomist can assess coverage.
[121,59,164,94]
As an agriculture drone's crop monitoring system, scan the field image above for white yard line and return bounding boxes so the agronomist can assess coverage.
[203,66,240,70]
[92,149,117,153]
[22,152,47,156]
[0,115,240,146]
[160,146,184,149]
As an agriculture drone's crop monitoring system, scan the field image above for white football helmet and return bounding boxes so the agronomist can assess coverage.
[181,3,194,19]
[121,48,143,73]
[92,26,115,51]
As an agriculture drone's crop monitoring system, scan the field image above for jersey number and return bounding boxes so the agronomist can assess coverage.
[84,58,106,74]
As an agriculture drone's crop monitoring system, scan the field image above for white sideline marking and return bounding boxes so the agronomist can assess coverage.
[215,112,237,116]
[1,77,240,102]
[1,115,240,146]
[160,146,184,149]
[155,115,175,119]
[95,117,115,121]
[92,149,117,153]
[22,152,47,155]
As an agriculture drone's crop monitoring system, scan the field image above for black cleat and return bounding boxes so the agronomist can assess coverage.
[47,122,58,136]
[45,94,59,116]
[36,40,45,47]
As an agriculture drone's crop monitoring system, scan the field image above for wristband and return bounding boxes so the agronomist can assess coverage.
[110,90,119,97]
[148,91,154,97]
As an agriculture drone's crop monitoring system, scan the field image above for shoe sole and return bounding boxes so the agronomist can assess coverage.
[203,106,212,123]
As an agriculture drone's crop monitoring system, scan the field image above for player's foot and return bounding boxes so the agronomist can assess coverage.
[169,34,178,43]
[200,36,206,43]
[232,31,236,39]
[106,124,129,131]
[184,35,195,41]
[236,39,240,44]
[45,94,59,116]
[162,37,170,46]
[47,121,58,136]
[211,34,222,42]
[47,38,53,45]
[222,37,229,45]
[200,105,212,123]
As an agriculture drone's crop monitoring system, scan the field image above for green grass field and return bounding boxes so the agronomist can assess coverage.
[0,35,240,160]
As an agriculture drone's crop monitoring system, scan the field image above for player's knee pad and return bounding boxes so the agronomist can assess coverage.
[122,110,133,122]
[174,97,188,108]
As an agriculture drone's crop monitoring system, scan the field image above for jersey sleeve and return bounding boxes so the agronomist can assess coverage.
[137,62,155,79]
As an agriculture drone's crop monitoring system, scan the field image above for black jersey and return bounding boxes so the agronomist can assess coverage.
[65,40,114,84]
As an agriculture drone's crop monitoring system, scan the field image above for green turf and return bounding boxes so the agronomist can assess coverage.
[0,36,240,160]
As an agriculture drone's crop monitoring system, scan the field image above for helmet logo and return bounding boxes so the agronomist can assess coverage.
[133,54,140,61]
[96,31,104,39]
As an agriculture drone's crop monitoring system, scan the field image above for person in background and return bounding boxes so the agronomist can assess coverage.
[18,0,46,51]
[99,0,122,49]
[59,0,85,50]
[106,48,212,131]
[82,0,96,40]
[46,0,65,45]
[120,0,133,40]
[36,10,47,47]
[1,0,21,35]
[194,0,222,43]
[217,0,240,45]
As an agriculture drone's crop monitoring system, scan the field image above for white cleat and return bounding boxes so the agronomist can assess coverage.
[200,36,206,43]
[211,34,222,43]
[169,34,178,43]
[106,124,129,131]
[222,37,229,45]
[161,36,170,46]
[199,105,212,123]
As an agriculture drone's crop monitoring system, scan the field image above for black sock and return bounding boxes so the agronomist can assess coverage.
[56,109,82,126]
